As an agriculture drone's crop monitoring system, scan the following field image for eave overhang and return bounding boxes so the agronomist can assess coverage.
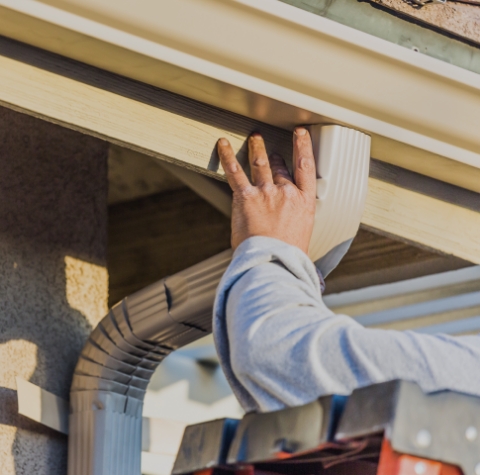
[0,0,479,192]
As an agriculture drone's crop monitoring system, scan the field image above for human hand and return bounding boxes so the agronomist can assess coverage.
[217,128,317,254]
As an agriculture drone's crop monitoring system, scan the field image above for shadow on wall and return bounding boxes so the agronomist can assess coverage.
[0,107,108,475]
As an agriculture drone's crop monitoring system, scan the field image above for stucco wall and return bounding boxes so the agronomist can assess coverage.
[0,107,108,474]
[371,0,480,46]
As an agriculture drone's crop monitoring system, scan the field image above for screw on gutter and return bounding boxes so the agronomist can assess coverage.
[415,462,427,475]
[415,429,432,448]
[466,426,478,441]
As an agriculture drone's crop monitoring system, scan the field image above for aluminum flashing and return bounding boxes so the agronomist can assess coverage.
[0,0,479,190]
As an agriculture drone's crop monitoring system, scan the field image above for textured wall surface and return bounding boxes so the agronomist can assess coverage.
[371,0,480,46]
[0,107,108,475]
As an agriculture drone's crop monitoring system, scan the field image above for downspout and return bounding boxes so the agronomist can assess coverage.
[68,125,371,475]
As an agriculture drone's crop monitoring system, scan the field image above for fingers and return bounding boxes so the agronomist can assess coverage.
[269,153,293,185]
[248,134,273,186]
[293,127,317,198]
[218,132,312,194]
[217,138,251,192]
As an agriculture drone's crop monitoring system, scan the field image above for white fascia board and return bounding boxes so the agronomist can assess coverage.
[1,0,479,175]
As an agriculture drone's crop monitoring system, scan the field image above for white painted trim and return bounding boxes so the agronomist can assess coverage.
[414,315,480,335]
[0,0,479,178]
[356,291,480,326]
[324,266,480,308]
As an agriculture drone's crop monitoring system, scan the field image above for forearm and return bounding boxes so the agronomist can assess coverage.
[214,237,480,412]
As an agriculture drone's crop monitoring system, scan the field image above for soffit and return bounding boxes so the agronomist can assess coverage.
[108,147,184,205]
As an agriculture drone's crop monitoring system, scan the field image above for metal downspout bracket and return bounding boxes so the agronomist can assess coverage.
[68,125,371,475]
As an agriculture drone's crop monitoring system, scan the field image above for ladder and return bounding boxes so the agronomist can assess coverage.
[172,380,480,475]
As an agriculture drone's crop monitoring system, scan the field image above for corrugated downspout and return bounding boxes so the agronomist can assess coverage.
[68,125,371,475]
[68,250,232,475]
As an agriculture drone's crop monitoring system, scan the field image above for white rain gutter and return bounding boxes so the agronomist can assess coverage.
[0,0,479,191]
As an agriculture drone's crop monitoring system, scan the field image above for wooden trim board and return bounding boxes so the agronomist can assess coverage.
[362,180,480,263]
[0,37,291,177]
[0,37,479,264]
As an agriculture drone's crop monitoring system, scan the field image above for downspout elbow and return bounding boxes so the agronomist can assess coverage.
[68,249,233,475]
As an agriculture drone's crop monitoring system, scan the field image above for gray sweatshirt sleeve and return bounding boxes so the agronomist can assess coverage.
[213,236,480,413]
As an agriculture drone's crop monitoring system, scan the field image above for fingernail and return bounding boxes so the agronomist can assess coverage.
[250,132,262,140]
[218,138,229,146]
[294,127,307,136]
